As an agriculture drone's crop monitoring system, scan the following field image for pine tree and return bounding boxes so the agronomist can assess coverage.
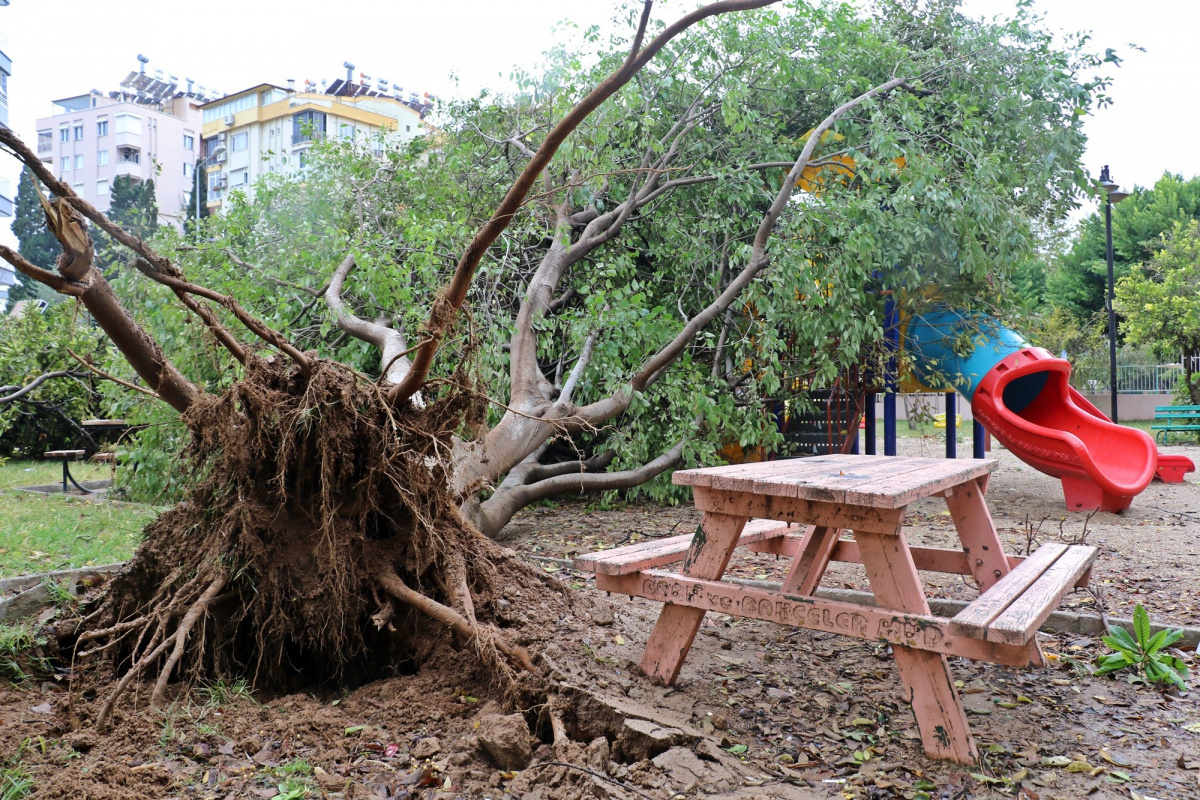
[9,167,61,304]
[184,158,208,236]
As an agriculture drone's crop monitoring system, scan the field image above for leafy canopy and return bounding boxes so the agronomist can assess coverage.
[116,0,1109,500]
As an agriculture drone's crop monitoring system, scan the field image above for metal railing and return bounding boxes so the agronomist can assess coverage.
[1071,363,1185,395]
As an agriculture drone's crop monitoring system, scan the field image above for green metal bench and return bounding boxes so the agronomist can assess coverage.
[1152,405,1200,443]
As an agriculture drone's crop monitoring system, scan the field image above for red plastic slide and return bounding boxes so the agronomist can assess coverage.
[970,347,1159,512]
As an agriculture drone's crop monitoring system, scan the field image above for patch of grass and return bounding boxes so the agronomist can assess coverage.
[42,579,77,610]
[198,678,255,708]
[0,624,46,683]
[0,766,33,800]
[0,459,113,491]
[0,488,156,578]
[272,758,314,778]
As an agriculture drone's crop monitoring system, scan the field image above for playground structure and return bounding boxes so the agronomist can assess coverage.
[798,306,1195,512]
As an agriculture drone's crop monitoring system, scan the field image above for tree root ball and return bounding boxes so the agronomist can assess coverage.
[70,356,568,726]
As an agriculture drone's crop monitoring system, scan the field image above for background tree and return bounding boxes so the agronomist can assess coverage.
[9,166,61,304]
[1116,220,1200,404]
[0,0,1111,725]
[183,157,208,235]
[1047,173,1200,317]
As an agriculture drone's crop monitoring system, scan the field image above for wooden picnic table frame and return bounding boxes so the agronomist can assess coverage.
[576,454,1097,764]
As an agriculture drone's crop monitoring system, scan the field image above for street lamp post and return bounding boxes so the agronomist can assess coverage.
[1099,165,1129,423]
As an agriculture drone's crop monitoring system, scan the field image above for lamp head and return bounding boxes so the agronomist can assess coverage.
[1108,189,1130,204]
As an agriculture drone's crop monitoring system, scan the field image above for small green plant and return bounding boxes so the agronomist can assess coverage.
[198,678,254,708]
[0,624,46,683]
[1094,604,1190,690]
[0,766,33,800]
[42,580,78,610]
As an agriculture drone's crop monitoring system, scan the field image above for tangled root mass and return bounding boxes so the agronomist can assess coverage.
[75,357,560,724]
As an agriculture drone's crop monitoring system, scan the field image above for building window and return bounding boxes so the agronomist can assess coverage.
[97,150,108,166]
[119,148,139,164]
[37,130,52,153]
[292,110,326,144]
[97,179,109,196]
[73,124,84,140]
[406,125,411,132]
[97,120,108,137]
[61,157,70,172]
[114,114,142,135]
[74,154,84,170]
[183,134,195,151]
[183,162,192,177]
[72,183,84,194]
[230,131,248,152]
[60,127,70,143]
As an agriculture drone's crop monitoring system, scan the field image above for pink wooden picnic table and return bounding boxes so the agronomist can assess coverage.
[575,454,1097,763]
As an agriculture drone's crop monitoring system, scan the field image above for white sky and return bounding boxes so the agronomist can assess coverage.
[0,0,1196,248]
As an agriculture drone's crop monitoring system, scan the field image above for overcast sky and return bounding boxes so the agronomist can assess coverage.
[0,0,1195,248]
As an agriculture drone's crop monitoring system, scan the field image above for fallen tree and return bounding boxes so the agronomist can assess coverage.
[0,0,1106,721]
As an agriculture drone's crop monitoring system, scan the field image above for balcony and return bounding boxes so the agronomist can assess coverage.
[114,130,142,149]
[291,131,325,146]
[113,160,143,181]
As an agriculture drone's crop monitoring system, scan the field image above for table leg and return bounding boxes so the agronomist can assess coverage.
[945,478,1045,666]
[856,530,979,764]
[780,526,839,595]
[639,512,747,685]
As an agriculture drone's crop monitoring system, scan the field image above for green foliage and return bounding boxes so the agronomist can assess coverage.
[96,176,160,274]
[1048,173,1200,318]
[1116,221,1200,403]
[0,304,107,456]
[1094,604,1190,690]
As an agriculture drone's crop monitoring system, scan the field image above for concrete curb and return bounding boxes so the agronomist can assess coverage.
[0,563,125,623]
[528,556,1200,651]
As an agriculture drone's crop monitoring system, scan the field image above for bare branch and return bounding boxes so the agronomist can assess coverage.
[389,0,781,405]
[326,254,413,385]
[0,370,89,404]
[66,348,162,401]
[559,329,599,404]
[0,246,78,295]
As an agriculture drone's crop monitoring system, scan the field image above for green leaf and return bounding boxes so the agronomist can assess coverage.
[1133,604,1152,648]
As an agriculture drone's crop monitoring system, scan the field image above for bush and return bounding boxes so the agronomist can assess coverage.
[0,305,108,456]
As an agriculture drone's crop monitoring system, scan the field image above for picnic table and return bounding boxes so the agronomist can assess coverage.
[574,455,1097,763]
[44,449,92,494]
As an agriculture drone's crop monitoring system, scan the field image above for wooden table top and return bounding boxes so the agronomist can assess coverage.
[673,454,998,509]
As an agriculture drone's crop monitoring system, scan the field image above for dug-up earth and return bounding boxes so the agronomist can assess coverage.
[2,437,1199,799]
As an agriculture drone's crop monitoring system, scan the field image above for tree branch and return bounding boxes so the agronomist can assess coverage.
[388,0,780,405]
[0,371,89,404]
[326,254,413,385]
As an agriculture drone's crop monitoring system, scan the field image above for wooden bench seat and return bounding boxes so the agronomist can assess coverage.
[573,518,796,576]
[949,543,1096,645]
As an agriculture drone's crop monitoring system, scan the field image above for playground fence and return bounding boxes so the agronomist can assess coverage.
[1071,363,1184,395]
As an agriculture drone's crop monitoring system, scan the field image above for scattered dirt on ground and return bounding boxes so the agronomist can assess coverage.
[1,437,1198,798]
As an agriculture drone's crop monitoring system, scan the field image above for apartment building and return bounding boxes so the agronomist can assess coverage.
[0,17,17,309]
[35,70,207,226]
[200,75,430,212]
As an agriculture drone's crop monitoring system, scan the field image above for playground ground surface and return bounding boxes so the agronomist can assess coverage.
[1,438,1198,799]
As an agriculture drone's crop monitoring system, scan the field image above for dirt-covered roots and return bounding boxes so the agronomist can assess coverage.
[69,356,567,725]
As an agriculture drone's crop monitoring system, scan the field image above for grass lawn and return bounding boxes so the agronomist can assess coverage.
[0,459,156,579]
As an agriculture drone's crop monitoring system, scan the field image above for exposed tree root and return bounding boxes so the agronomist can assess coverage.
[67,356,566,725]
[376,568,535,675]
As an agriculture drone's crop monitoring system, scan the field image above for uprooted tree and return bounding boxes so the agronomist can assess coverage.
[0,0,1107,724]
